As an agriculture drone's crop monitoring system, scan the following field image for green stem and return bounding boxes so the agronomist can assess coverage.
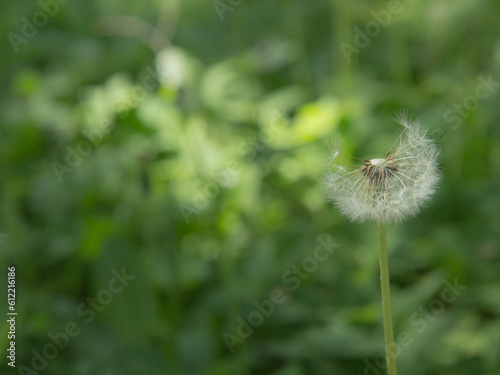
[377,221,398,375]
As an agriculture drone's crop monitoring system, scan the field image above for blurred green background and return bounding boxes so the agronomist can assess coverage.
[1,0,500,374]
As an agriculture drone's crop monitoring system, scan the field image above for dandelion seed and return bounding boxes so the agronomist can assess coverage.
[325,112,440,223]
[324,111,441,375]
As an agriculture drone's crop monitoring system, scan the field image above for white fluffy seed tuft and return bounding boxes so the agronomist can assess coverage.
[325,112,440,223]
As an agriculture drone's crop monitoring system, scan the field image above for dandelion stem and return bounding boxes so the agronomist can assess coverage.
[377,221,398,375]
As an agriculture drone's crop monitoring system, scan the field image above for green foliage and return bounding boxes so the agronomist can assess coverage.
[1,0,500,374]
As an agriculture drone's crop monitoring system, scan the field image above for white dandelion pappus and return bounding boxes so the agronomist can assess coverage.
[325,113,440,223]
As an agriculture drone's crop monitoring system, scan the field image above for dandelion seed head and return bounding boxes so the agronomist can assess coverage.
[325,112,440,223]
